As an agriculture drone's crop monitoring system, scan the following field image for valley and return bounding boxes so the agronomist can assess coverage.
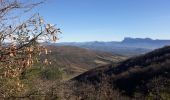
[42,45,127,80]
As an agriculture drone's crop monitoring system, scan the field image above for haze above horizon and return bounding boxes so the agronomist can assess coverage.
[36,0,170,42]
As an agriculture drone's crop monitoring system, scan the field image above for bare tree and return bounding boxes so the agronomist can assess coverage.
[0,0,61,98]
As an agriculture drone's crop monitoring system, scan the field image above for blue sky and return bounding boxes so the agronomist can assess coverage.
[34,0,170,42]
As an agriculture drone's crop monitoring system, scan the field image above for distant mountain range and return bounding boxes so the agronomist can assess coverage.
[122,37,170,49]
[53,37,170,56]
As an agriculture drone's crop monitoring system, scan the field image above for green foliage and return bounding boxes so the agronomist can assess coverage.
[16,65,63,99]
[22,67,42,80]
[22,64,63,81]
[40,66,63,81]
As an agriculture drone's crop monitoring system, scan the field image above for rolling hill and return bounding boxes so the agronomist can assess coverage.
[41,45,126,79]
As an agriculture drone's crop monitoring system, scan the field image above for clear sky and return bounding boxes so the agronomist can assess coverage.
[34,0,170,42]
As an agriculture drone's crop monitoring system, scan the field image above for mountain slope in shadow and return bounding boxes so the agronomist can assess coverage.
[72,46,170,96]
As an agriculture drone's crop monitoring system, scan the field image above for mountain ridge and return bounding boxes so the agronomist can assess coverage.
[53,37,170,56]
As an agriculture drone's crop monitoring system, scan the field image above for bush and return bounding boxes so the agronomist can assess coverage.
[41,67,63,81]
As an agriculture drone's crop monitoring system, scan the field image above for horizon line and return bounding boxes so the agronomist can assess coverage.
[57,37,170,43]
